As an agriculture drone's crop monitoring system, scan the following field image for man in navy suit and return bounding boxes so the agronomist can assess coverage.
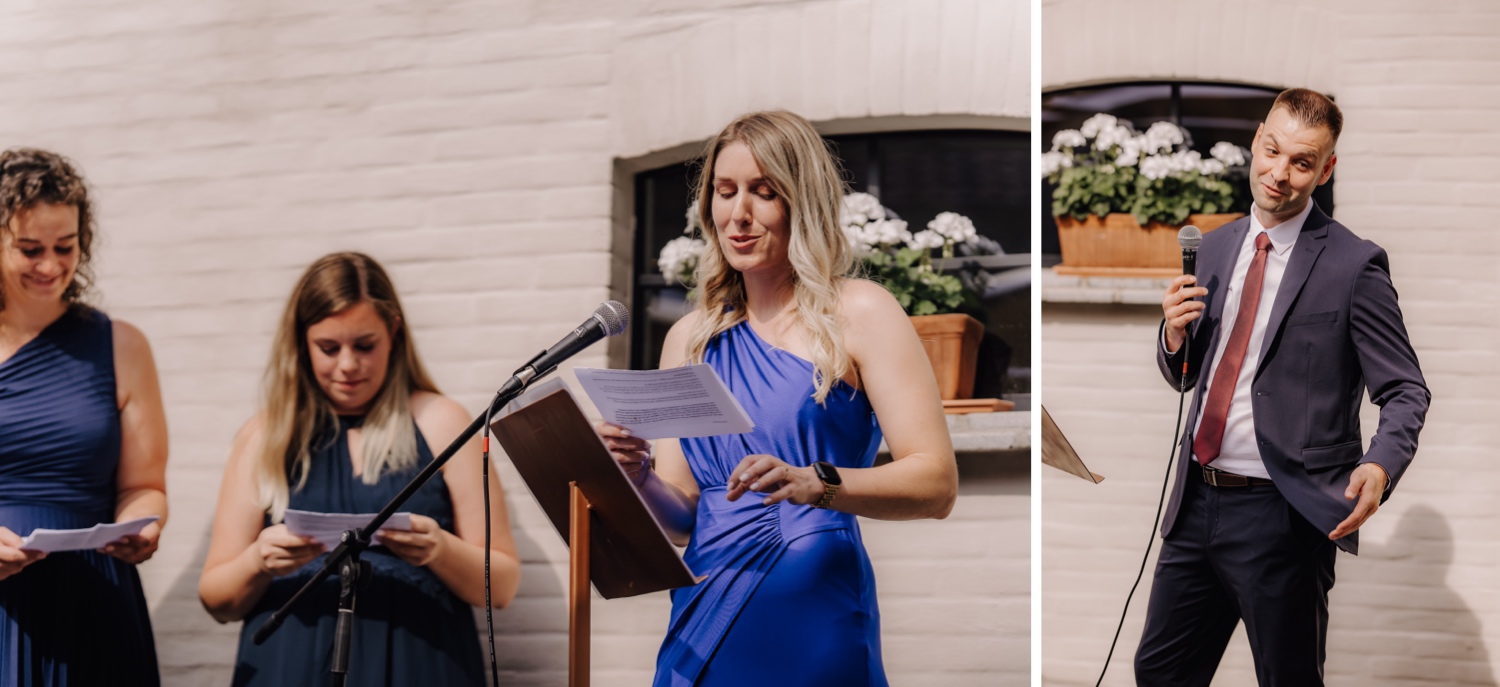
[1135,88,1430,686]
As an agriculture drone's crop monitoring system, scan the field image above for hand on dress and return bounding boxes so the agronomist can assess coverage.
[0,526,46,581]
[1329,463,1389,540]
[1162,275,1208,353]
[596,421,652,487]
[379,514,449,567]
[100,520,161,565]
[254,524,325,578]
[726,454,821,507]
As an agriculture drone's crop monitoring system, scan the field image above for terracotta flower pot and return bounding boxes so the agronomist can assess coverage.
[1054,212,1242,276]
[910,313,984,401]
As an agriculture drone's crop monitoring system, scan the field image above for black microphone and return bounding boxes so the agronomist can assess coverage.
[496,300,631,398]
[1178,225,1202,279]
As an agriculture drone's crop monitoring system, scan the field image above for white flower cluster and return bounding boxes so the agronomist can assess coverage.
[684,200,704,235]
[840,192,886,228]
[658,235,706,286]
[1045,112,1248,182]
[1138,149,1226,181]
[927,212,977,244]
[1051,129,1086,150]
[1041,151,1072,176]
[846,218,913,257]
[841,192,911,257]
[1079,113,1118,138]
[1210,141,1247,167]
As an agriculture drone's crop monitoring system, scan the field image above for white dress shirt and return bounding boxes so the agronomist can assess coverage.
[1185,203,1313,479]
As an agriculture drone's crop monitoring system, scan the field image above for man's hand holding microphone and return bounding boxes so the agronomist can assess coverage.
[1162,226,1206,354]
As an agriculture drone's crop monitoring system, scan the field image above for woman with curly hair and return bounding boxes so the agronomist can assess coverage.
[0,148,169,685]
[599,111,959,686]
[198,252,521,686]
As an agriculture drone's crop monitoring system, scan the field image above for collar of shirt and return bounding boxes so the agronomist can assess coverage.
[1246,201,1314,257]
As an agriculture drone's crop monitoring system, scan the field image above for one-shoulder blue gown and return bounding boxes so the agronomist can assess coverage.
[0,307,160,686]
[231,416,484,686]
[655,321,888,687]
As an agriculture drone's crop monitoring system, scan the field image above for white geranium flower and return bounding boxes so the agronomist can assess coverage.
[1170,150,1204,174]
[683,200,704,235]
[1095,123,1134,152]
[841,192,886,228]
[1139,154,1172,181]
[910,229,946,251]
[1115,136,1144,167]
[1198,159,1226,176]
[844,225,872,259]
[1080,113,1120,139]
[1051,129,1087,151]
[927,212,977,244]
[860,218,912,247]
[1143,121,1186,154]
[1041,151,1072,177]
[1210,141,1247,167]
[658,236,706,285]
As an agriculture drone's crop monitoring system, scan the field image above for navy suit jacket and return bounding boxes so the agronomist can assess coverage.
[1156,204,1429,554]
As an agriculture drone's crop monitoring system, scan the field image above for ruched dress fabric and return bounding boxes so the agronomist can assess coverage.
[232,416,484,687]
[0,307,160,687]
[656,321,888,687]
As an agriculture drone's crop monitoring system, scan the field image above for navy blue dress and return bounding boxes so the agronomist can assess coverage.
[656,321,888,687]
[0,307,160,687]
[231,416,484,686]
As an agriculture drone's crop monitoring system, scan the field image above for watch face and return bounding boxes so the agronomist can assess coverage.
[814,461,842,486]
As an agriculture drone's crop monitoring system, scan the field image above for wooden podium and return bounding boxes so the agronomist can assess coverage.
[489,378,698,687]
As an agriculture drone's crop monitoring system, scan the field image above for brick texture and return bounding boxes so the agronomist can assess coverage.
[1042,1,1500,684]
[0,0,1030,684]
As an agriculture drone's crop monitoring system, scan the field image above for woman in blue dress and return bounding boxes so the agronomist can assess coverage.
[599,111,960,686]
[0,148,170,685]
[197,252,522,686]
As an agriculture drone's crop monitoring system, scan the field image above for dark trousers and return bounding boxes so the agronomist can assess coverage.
[1135,464,1338,687]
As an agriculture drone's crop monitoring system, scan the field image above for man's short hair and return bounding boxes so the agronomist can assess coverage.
[1271,88,1342,146]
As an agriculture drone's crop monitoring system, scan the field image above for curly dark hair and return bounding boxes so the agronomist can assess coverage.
[0,148,96,307]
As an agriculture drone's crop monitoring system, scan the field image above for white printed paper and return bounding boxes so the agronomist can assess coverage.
[574,365,754,440]
[283,509,413,549]
[18,516,160,553]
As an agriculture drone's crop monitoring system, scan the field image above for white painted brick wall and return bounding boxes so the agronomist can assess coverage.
[0,0,1030,684]
[1042,1,1500,684]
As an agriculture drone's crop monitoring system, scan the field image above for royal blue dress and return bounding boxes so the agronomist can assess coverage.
[656,321,888,687]
[0,307,160,686]
[231,416,484,687]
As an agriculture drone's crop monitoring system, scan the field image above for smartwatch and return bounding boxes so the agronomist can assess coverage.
[813,461,842,509]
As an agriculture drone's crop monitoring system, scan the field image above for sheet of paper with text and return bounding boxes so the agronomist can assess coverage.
[573,364,754,440]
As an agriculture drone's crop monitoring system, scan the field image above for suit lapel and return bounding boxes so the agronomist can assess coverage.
[1255,206,1330,371]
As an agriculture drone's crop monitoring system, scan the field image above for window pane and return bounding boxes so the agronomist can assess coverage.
[636,163,696,277]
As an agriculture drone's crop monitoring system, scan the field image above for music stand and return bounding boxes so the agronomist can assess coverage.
[489,378,698,687]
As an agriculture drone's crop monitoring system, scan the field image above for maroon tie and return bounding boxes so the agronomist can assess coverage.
[1193,231,1272,465]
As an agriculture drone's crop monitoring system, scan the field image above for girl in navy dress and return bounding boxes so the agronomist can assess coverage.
[599,111,960,686]
[198,252,521,686]
[0,148,170,685]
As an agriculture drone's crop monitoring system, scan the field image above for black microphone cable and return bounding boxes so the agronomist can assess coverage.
[482,390,501,687]
[1094,331,1191,687]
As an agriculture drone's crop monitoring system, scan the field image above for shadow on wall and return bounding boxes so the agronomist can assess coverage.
[1343,505,1496,685]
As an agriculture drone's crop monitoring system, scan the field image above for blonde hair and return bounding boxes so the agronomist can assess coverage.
[257,252,439,521]
[686,110,855,403]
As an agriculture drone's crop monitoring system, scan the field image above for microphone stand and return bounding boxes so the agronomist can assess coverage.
[252,349,553,685]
